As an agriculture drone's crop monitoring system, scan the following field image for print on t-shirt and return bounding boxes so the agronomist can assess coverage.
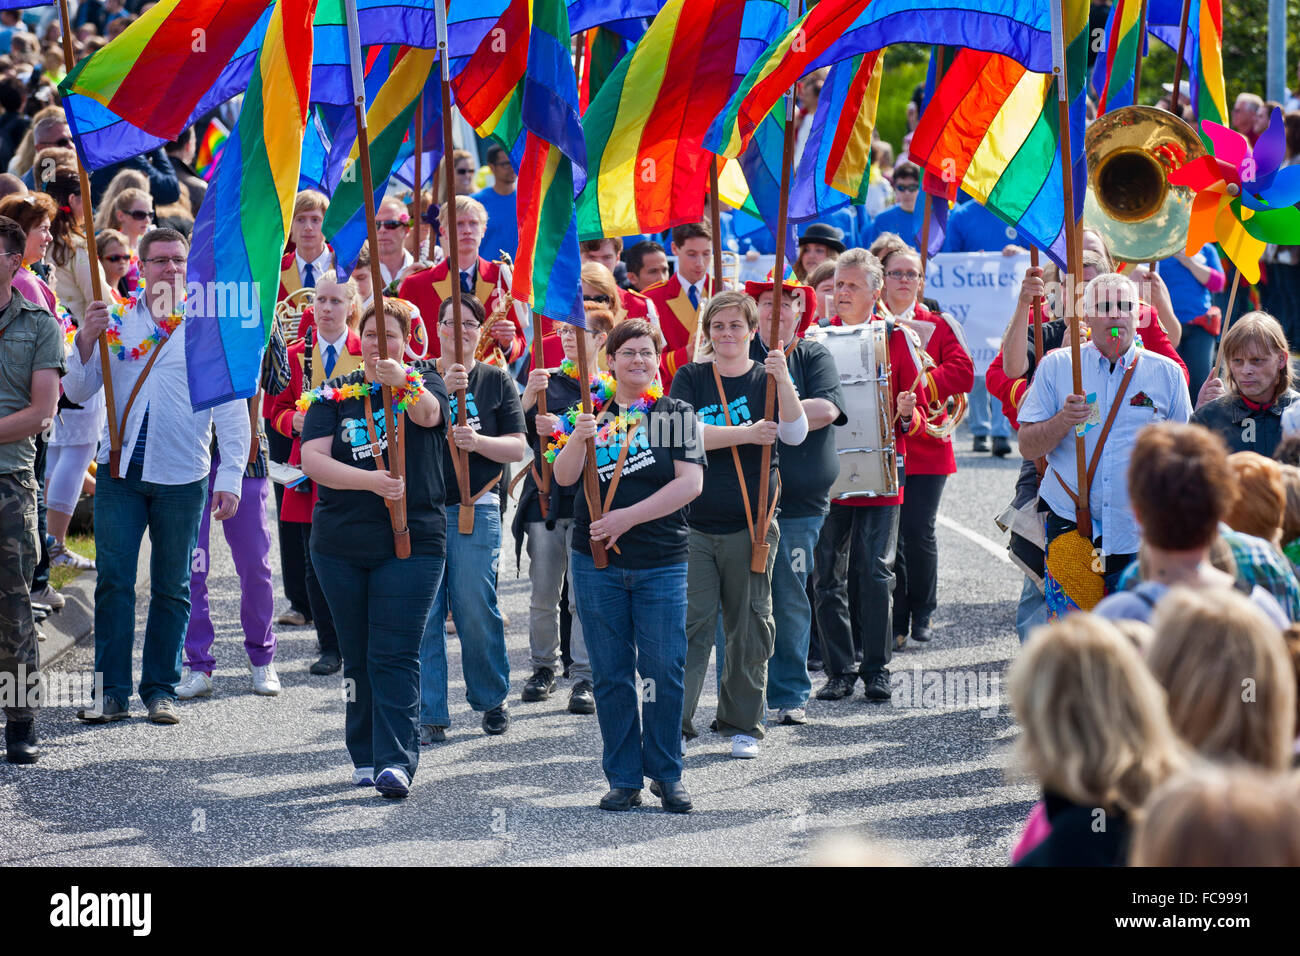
[448,391,481,431]
[694,394,755,429]
[594,422,655,482]
[340,404,390,462]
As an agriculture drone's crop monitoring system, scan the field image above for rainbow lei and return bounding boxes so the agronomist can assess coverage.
[295,366,424,413]
[104,279,185,361]
[543,376,662,463]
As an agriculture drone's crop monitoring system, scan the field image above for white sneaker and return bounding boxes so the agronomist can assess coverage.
[352,767,375,787]
[30,584,65,610]
[731,734,760,759]
[250,662,281,696]
[49,542,95,570]
[176,668,213,699]
[776,707,807,725]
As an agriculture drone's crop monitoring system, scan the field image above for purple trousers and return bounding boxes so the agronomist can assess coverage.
[183,461,277,674]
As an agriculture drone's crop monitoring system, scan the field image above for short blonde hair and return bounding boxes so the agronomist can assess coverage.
[293,189,329,218]
[439,194,487,229]
[1224,451,1286,547]
[700,290,759,341]
[1149,587,1296,771]
[314,269,359,327]
[1220,311,1293,397]
[1131,764,1300,866]
[1009,614,1187,814]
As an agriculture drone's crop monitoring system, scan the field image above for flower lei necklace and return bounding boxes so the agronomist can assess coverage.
[295,366,424,413]
[104,279,185,361]
[543,373,662,462]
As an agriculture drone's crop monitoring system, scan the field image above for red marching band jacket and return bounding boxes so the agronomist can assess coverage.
[266,328,365,523]
[643,272,713,388]
[895,303,976,477]
[536,287,657,368]
[398,256,526,362]
[829,314,930,507]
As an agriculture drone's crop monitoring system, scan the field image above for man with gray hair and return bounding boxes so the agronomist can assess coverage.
[1231,93,1266,145]
[1017,272,1192,614]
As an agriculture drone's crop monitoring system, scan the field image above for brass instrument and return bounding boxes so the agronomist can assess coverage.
[1082,105,1207,263]
[474,252,513,368]
[275,286,315,347]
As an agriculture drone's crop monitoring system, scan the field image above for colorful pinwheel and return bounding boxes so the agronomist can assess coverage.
[1169,107,1300,284]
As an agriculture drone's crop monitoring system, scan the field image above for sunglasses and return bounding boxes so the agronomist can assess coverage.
[38,137,73,149]
[102,254,130,264]
[455,167,474,175]
[124,209,153,222]
[583,293,611,304]
[894,184,920,194]
[376,219,409,231]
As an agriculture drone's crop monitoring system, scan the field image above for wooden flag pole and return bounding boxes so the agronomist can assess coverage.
[575,325,608,568]
[412,95,423,259]
[709,156,724,292]
[1210,269,1244,382]
[346,0,408,556]
[1054,0,1090,538]
[532,314,551,521]
[918,191,933,303]
[435,3,475,535]
[57,0,120,473]
[1169,0,1192,116]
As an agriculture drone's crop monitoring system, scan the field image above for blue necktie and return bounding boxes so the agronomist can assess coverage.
[460,270,475,295]
[129,407,149,468]
[688,283,700,309]
[303,262,315,288]
[324,343,337,377]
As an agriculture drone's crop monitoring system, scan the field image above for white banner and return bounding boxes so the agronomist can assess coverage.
[924,251,1029,376]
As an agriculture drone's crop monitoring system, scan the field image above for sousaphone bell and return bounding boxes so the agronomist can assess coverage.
[1082,105,1207,263]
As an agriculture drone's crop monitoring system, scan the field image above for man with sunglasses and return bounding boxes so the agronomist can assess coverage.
[865,163,924,252]
[373,196,417,292]
[1017,273,1192,612]
[399,194,525,363]
[471,144,518,263]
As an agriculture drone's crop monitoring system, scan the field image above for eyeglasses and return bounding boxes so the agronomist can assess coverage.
[885,270,921,280]
[455,167,474,176]
[614,349,656,361]
[583,293,611,304]
[124,209,154,222]
[439,318,481,330]
[102,254,130,264]
[895,184,920,194]
[376,219,409,231]
[145,256,187,266]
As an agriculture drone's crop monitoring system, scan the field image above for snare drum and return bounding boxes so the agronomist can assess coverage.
[806,322,899,500]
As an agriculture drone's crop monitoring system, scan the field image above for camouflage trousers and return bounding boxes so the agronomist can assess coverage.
[0,472,39,721]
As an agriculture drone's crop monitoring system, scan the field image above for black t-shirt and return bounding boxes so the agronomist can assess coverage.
[569,395,706,568]
[302,362,452,562]
[520,370,582,524]
[442,361,527,505]
[1024,318,1067,381]
[669,360,778,534]
[749,336,846,517]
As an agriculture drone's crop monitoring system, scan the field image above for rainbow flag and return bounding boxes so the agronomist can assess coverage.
[195,119,229,182]
[185,0,314,412]
[579,27,637,112]
[456,0,586,323]
[1150,0,1226,127]
[323,45,438,278]
[576,0,791,240]
[907,0,1089,268]
[60,0,448,172]
[706,0,1053,161]
[1090,0,1142,113]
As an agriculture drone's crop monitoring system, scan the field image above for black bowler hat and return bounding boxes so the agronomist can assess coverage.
[797,222,846,253]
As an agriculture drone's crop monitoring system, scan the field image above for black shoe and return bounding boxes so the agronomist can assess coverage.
[807,658,823,673]
[992,436,1012,458]
[522,667,556,702]
[4,720,38,764]
[911,624,934,643]
[973,435,990,453]
[709,717,719,733]
[482,703,510,735]
[815,674,858,700]
[77,697,130,723]
[863,671,892,702]
[310,652,342,675]
[649,780,693,813]
[567,679,595,714]
[599,787,642,811]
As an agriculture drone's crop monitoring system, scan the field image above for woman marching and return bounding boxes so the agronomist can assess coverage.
[552,319,705,812]
[299,298,450,798]
[869,235,974,649]
[418,294,526,745]
[514,304,614,714]
[669,290,807,760]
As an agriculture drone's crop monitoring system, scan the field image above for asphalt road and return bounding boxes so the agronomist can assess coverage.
[1,427,1036,866]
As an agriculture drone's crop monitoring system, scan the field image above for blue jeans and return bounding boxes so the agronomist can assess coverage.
[1015,574,1048,644]
[93,462,207,707]
[572,552,688,789]
[312,549,443,780]
[766,513,823,709]
[420,503,510,726]
[1176,323,1215,401]
[966,376,1012,438]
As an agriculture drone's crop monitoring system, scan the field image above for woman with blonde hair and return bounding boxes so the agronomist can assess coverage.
[95,227,133,298]
[1130,764,1300,866]
[1008,613,1187,866]
[1194,311,1298,454]
[1149,586,1297,771]
[95,185,153,291]
[92,169,149,232]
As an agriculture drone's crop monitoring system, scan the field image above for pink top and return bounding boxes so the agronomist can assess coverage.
[13,267,57,314]
[1010,800,1052,863]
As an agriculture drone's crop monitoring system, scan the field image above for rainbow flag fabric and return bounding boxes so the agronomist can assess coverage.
[1090,0,1142,113]
[185,0,314,412]
[1150,0,1226,127]
[906,0,1089,268]
[195,119,229,182]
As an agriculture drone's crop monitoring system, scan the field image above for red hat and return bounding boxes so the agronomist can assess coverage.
[743,275,816,316]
